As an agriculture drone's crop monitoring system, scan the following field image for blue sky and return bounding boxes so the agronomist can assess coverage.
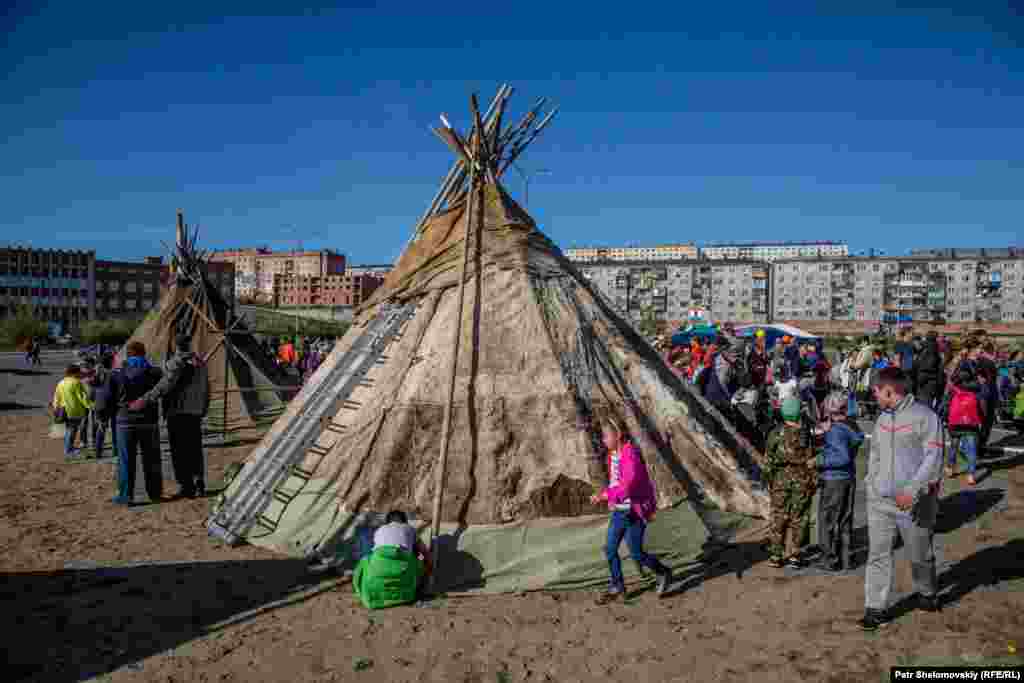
[3,3,1023,263]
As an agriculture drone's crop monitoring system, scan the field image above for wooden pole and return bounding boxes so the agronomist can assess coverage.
[429,139,479,583]
[174,210,185,277]
[222,330,230,444]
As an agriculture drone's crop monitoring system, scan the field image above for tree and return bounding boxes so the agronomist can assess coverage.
[79,316,145,346]
[0,305,48,350]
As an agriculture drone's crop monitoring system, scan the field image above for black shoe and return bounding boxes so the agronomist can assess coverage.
[656,569,673,596]
[786,557,806,569]
[195,481,206,497]
[917,593,941,613]
[814,558,843,573]
[857,609,890,631]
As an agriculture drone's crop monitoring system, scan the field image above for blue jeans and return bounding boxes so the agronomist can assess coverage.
[64,418,82,455]
[354,525,374,562]
[94,415,117,457]
[605,510,668,592]
[116,424,163,502]
[949,431,977,476]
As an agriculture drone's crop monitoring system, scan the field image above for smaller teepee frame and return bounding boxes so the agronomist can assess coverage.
[126,210,299,445]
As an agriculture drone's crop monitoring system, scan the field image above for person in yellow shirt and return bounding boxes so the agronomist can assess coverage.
[52,365,94,457]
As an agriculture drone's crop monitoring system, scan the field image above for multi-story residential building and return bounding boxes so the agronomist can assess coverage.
[0,247,95,331]
[771,253,1024,327]
[94,258,165,320]
[273,273,384,308]
[565,243,698,263]
[702,241,848,262]
[210,248,346,302]
[576,259,770,326]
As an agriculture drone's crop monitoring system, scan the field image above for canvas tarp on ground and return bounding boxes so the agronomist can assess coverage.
[236,499,755,594]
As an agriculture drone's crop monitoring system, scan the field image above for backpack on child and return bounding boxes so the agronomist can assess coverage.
[947,385,982,430]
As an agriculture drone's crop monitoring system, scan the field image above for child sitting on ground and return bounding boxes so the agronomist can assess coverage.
[814,392,864,571]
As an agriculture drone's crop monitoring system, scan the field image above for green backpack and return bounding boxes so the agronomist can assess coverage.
[353,545,423,610]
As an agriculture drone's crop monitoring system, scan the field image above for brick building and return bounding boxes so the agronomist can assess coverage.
[273,272,384,307]
[210,248,346,302]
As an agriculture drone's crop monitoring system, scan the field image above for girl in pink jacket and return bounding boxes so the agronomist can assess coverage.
[590,418,673,604]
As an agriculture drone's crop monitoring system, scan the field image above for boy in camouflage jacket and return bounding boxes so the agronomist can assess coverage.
[763,397,818,568]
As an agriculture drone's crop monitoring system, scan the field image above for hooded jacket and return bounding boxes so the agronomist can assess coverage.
[96,358,163,427]
[600,441,658,522]
[866,394,943,513]
[140,350,210,418]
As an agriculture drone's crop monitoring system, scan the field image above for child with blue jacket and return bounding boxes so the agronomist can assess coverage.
[815,391,865,571]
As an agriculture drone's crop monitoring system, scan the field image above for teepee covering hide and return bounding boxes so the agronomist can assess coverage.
[208,87,768,592]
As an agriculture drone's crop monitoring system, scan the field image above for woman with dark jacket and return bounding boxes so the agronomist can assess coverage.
[914,332,945,409]
[95,341,164,505]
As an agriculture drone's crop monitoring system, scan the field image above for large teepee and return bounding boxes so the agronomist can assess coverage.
[208,87,769,593]
[125,213,299,434]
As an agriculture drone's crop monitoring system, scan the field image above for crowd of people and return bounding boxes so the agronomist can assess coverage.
[49,333,210,505]
[262,336,334,384]
[647,325,1024,629]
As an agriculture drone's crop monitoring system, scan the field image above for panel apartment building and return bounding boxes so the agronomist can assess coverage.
[701,241,848,262]
[564,243,698,263]
[0,247,95,330]
[0,247,236,330]
[771,249,1024,329]
[93,257,235,321]
[209,248,346,302]
[577,259,771,327]
[571,247,1024,331]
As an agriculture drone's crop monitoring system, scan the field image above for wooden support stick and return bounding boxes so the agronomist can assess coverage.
[429,141,479,584]
[411,84,509,236]
[174,210,185,277]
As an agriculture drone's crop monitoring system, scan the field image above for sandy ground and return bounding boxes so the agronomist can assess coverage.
[3,364,1024,681]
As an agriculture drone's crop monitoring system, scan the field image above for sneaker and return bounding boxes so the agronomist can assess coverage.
[786,557,806,569]
[656,569,673,596]
[594,590,623,606]
[917,593,941,613]
[857,608,890,631]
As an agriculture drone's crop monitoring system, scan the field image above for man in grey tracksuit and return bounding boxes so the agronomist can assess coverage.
[129,332,210,498]
[859,366,944,630]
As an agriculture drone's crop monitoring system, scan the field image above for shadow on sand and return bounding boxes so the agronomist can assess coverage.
[885,538,1024,619]
[4,558,344,682]
[0,401,45,411]
[0,367,52,377]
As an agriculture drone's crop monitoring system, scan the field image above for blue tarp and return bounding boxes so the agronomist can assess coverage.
[733,324,821,352]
